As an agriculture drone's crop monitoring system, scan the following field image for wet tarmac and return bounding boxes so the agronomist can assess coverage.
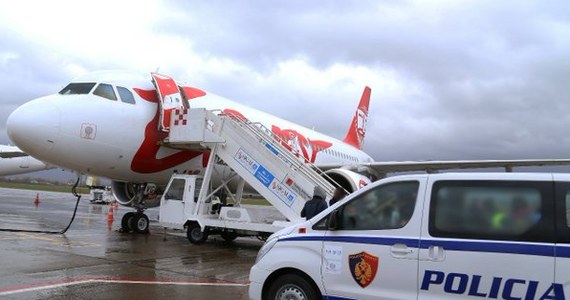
[0,188,263,299]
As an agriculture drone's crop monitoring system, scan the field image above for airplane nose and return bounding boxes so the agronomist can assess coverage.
[7,98,61,157]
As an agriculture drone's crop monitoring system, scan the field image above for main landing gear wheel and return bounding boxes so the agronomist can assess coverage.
[266,273,320,300]
[129,213,150,233]
[220,229,238,242]
[187,222,209,244]
[121,212,135,232]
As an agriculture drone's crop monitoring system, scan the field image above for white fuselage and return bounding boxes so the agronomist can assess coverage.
[6,71,373,185]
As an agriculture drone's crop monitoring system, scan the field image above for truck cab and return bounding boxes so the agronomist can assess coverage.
[249,172,570,300]
[159,174,204,230]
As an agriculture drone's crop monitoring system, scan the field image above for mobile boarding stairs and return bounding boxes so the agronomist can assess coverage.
[159,108,339,243]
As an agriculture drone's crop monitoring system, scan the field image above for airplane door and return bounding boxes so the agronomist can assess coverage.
[151,73,184,132]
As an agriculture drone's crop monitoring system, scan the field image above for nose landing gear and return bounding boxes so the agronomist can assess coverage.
[120,211,150,233]
[119,183,154,234]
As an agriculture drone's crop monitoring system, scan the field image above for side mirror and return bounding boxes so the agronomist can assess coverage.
[327,210,341,230]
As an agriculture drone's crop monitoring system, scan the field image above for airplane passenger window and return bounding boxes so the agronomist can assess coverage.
[59,83,96,95]
[117,86,136,104]
[93,83,117,101]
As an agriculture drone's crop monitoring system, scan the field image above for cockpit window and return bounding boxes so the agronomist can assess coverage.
[58,83,96,95]
[93,83,117,101]
[117,86,136,104]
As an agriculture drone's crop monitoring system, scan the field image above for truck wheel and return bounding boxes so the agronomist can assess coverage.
[220,230,238,242]
[129,213,149,233]
[187,223,208,244]
[266,273,319,300]
[121,212,135,232]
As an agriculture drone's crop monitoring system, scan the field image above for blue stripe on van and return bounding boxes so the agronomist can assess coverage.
[323,295,356,300]
[419,239,555,257]
[279,236,564,258]
[280,235,419,247]
[556,245,570,257]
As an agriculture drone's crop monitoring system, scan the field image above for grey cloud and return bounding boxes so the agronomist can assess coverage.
[1,0,570,168]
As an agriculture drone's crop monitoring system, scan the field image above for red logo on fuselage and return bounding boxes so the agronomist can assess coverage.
[222,109,332,163]
[272,126,332,163]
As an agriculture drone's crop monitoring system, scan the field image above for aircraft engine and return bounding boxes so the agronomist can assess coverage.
[111,181,162,208]
[324,169,372,193]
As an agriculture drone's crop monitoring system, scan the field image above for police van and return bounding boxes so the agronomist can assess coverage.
[249,173,570,300]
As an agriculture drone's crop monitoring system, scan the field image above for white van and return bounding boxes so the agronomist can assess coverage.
[249,173,570,300]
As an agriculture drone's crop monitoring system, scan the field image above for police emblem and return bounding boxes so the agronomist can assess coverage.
[349,252,379,288]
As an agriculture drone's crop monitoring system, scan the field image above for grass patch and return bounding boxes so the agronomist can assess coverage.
[0,182,89,194]
[241,198,270,206]
[0,182,275,204]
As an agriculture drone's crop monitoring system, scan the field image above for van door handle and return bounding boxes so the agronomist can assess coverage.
[391,243,413,258]
[428,245,445,262]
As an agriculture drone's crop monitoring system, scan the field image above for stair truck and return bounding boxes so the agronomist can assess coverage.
[158,108,343,244]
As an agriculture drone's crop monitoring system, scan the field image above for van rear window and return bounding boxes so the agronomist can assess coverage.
[429,180,554,242]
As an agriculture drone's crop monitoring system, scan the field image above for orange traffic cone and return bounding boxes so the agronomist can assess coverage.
[33,193,40,207]
[107,205,114,222]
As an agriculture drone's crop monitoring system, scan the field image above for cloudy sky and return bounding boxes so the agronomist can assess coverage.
[1,0,569,168]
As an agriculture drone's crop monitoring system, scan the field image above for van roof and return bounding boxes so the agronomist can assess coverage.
[387,172,568,182]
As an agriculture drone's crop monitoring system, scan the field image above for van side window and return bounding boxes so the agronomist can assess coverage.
[165,179,185,201]
[337,181,419,230]
[430,181,554,242]
[564,191,570,228]
[553,182,570,243]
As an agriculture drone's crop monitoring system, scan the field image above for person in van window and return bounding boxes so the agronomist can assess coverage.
[301,186,328,220]
[329,188,347,206]
[506,197,539,234]
[396,191,416,227]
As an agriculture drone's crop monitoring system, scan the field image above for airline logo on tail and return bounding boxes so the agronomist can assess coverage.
[343,86,371,150]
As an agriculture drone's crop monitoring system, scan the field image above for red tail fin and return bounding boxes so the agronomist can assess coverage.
[343,86,371,150]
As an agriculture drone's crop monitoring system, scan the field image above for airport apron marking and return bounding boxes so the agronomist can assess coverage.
[0,277,249,296]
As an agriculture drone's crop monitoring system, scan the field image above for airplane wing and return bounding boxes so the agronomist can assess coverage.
[317,159,570,175]
[0,150,29,158]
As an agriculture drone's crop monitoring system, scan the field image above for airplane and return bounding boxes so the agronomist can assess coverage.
[0,145,53,176]
[7,70,570,233]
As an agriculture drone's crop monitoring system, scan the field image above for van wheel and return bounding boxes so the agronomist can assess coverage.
[187,223,208,244]
[220,230,238,242]
[266,273,319,300]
